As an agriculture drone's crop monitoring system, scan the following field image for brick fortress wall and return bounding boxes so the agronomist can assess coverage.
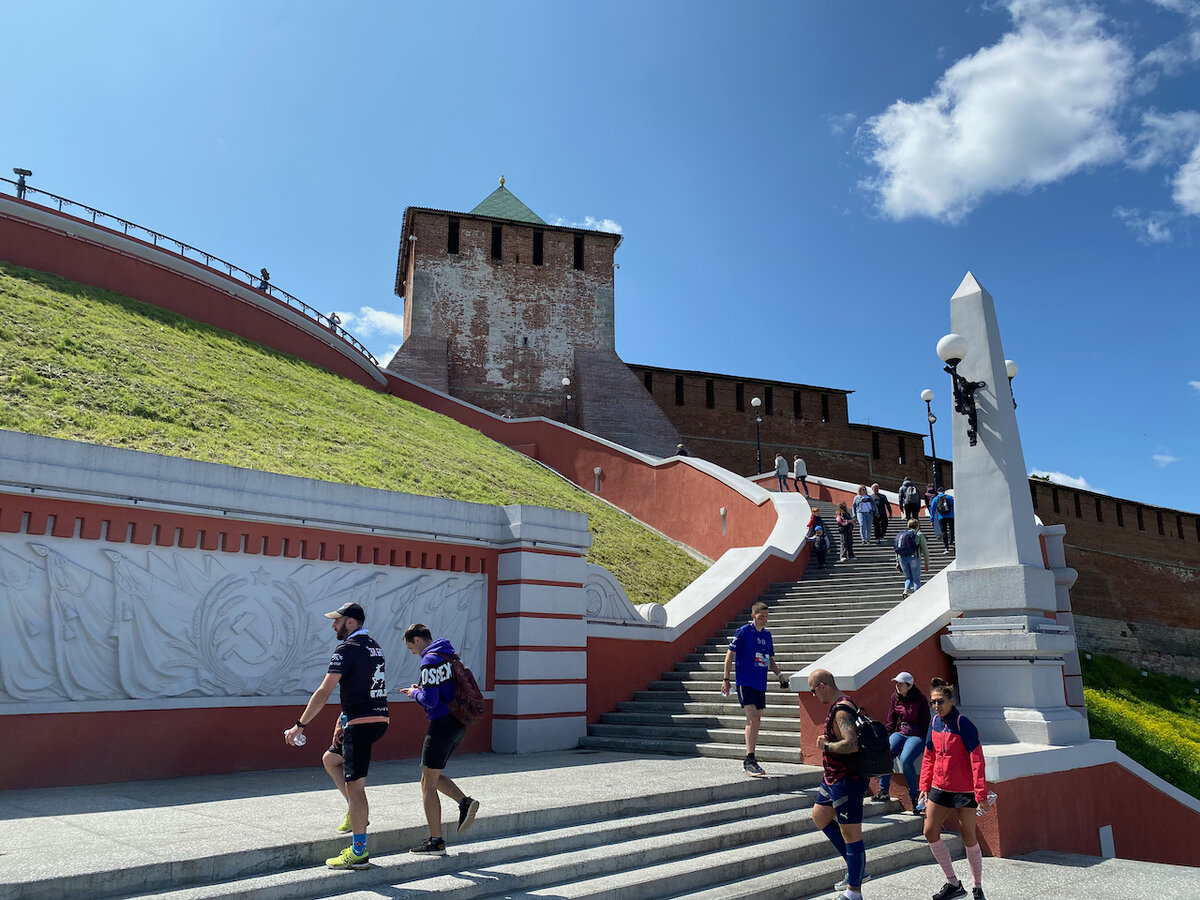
[1030,480,1200,679]
[628,364,951,491]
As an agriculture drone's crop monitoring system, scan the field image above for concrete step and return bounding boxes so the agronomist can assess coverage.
[667,828,963,900]
[47,767,823,900]
[616,700,803,718]
[462,815,927,900]
[576,735,805,763]
[585,723,800,746]
[596,712,804,733]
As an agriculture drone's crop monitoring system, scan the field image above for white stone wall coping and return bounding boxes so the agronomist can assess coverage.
[0,430,592,551]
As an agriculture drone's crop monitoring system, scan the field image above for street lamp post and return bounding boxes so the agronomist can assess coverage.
[920,388,942,492]
[750,396,762,474]
[561,377,571,425]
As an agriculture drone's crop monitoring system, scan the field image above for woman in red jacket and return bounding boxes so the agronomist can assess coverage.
[919,678,992,900]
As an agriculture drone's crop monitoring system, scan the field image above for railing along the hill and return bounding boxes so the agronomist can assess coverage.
[0,176,379,368]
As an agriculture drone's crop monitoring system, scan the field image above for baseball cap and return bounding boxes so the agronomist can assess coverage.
[892,671,914,685]
[324,601,366,622]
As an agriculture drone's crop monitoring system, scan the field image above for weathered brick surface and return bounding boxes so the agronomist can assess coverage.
[575,349,680,456]
[1075,614,1200,680]
[390,209,619,422]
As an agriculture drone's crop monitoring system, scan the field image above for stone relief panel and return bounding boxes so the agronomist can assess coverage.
[0,532,487,708]
[584,564,665,627]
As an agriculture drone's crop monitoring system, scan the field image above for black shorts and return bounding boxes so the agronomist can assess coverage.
[928,786,977,809]
[422,713,468,769]
[331,722,388,782]
[736,685,767,710]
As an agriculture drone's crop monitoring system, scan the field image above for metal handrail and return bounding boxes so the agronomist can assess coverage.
[0,176,380,367]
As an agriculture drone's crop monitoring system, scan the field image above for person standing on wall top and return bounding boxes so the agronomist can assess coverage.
[852,485,875,545]
[808,668,869,900]
[284,601,389,870]
[899,476,922,523]
[774,454,791,491]
[676,443,690,457]
[400,623,481,855]
[723,601,788,777]
[894,518,929,599]
[835,501,855,562]
[793,455,810,496]
[920,678,992,900]
[873,671,930,814]
[933,488,955,554]
[869,484,892,545]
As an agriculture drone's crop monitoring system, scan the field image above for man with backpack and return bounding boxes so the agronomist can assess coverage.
[895,518,930,598]
[933,489,955,554]
[401,623,481,855]
[808,668,870,900]
[898,477,922,523]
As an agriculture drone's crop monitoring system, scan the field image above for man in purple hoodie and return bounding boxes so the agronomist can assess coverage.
[400,623,480,855]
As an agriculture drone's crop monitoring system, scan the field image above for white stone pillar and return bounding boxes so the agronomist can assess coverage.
[939,273,1088,744]
[491,506,591,753]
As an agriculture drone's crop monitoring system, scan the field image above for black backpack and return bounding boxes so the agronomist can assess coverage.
[837,701,892,777]
[894,529,918,557]
[903,485,920,506]
[936,495,952,516]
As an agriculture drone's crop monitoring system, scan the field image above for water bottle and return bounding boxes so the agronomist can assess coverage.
[285,729,306,747]
[976,790,997,816]
[720,678,730,697]
[915,797,926,813]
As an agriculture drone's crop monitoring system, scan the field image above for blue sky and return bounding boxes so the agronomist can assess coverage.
[3,0,1198,513]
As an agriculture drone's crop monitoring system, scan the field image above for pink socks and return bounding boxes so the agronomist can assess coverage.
[966,842,983,886]
[928,838,958,881]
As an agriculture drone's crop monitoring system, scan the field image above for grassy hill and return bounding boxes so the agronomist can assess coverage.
[0,261,706,605]
[1081,653,1200,799]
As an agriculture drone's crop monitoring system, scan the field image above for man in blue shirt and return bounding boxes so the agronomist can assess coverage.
[933,489,956,554]
[722,601,788,776]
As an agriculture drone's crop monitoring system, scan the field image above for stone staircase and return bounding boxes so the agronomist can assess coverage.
[110,771,957,900]
[578,499,953,764]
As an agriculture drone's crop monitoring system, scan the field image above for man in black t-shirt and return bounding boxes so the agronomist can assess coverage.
[285,602,389,870]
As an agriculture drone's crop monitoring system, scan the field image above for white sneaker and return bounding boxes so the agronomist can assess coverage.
[834,872,871,891]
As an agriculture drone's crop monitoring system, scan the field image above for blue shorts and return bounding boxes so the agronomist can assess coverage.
[736,685,766,710]
[815,775,869,824]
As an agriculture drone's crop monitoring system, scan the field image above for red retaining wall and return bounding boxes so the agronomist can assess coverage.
[0,199,380,389]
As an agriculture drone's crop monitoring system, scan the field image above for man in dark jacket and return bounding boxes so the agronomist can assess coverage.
[869,484,892,545]
[898,477,922,522]
[401,623,481,855]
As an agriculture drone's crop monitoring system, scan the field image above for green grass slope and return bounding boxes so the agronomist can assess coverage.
[0,261,706,605]
[1081,653,1200,798]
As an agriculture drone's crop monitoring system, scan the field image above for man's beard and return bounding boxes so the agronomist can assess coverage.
[337,620,352,640]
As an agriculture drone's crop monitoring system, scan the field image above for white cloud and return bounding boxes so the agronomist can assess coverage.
[1142,29,1200,77]
[1189,380,1200,391]
[861,1,1132,222]
[1146,0,1200,15]
[1127,110,1200,169]
[549,216,623,234]
[334,306,406,338]
[1153,453,1182,466]
[826,112,858,135]
[1029,468,1094,490]
[1113,206,1173,242]
[1173,138,1200,214]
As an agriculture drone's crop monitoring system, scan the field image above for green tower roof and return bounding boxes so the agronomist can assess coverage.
[470,178,546,225]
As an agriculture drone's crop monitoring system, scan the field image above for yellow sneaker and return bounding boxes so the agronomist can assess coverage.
[336,811,352,834]
[325,846,370,870]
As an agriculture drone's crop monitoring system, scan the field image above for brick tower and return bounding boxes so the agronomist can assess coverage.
[387,179,680,456]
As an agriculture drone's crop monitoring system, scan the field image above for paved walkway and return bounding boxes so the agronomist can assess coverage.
[1,750,1195,899]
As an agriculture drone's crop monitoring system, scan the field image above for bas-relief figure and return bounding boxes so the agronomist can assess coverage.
[0,533,487,707]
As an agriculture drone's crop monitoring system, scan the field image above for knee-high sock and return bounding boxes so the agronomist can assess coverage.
[966,842,983,886]
[928,838,958,882]
[846,839,866,888]
[822,821,847,859]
